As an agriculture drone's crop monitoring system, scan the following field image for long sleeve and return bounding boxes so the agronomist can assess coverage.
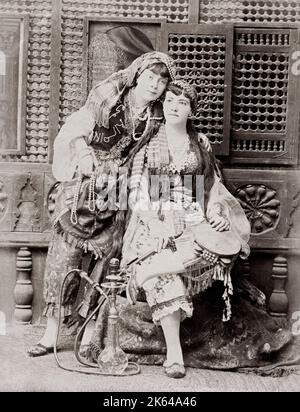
[52,106,96,182]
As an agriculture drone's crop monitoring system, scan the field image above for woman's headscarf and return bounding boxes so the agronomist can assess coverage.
[85,51,177,128]
[88,26,155,86]
[106,26,155,66]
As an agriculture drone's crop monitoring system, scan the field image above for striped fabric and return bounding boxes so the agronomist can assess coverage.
[85,51,176,128]
[129,124,170,190]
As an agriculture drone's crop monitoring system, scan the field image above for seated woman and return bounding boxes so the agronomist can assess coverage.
[120,80,251,378]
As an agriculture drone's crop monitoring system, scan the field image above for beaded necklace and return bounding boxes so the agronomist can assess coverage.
[70,171,96,225]
[167,133,190,171]
[127,88,152,142]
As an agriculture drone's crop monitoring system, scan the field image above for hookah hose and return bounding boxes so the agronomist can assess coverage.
[53,269,140,376]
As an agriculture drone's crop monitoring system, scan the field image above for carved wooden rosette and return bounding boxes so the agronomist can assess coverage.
[14,247,33,324]
[269,255,288,317]
[235,184,280,234]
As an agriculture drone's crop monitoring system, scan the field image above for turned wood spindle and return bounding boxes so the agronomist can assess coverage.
[269,255,288,317]
[14,247,33,324]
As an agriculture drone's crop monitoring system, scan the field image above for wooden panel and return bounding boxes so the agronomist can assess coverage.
[0,2,52,163]
[48,0,62,163]
[0,14,29,156]
[223,168,300,248]
[230,26,300,165]
[0,163,53,239]
[82,17,165,102]
[0,172,13,231]
[188,0,200,23]
[11,173,44,232]
[199,0,300,24]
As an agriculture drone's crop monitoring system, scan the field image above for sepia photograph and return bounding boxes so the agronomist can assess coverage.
[0,0,299,394]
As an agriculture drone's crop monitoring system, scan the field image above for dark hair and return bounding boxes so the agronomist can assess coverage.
[187,120,216,212]
[145,62,171,79]
[165,82,197,112]
[132,62,171,87]
[163,81,216,210]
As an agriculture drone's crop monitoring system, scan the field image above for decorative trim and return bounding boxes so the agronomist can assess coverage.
[188,0,200,24]
[235,184,280,235]
[0,13,29,156]
[12,173,41,232]
[0,180,8,222]
[286,185,300,237]
[48,0,62,163]
[269,255,288,317]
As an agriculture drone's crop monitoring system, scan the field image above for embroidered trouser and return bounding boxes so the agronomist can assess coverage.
[142,274,193,325]
[43,230,84,318]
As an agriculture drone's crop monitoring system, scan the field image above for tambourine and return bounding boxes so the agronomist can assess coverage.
[190,221,241,260]
[177,221,241,297]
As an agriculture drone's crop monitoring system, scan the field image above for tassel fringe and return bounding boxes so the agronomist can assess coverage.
[182,260,234,322]
[53,224,103,260]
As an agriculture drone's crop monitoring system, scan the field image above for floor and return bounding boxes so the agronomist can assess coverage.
[1,324,300,392]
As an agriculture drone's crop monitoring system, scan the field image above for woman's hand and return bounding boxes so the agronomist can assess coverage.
[74,138,98,177]
[78,153,95,177]
[185,210,205,226]
[78,147,99,177]
[208,213,230,232]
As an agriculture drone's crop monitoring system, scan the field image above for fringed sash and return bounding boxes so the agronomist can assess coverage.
[129,124,170,190]
[181,257,234,322]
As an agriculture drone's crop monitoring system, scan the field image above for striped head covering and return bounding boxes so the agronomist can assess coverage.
[85,51,176,127]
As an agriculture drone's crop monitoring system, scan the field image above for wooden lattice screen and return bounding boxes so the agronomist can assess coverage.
[161,21,299,164]
[199,0,300,24]
[161,23,234,156]
[230,26,299,165]
[0,0,52,164]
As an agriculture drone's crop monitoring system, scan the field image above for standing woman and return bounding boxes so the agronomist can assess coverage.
[121,80,250,378]
[27,51,176,357]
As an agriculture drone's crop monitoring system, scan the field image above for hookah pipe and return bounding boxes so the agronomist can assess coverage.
[54,259,140,376]
[54,236,179,376]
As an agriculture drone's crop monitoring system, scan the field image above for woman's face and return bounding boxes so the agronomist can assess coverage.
[163,91,191,125]
[135,68,168,104]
